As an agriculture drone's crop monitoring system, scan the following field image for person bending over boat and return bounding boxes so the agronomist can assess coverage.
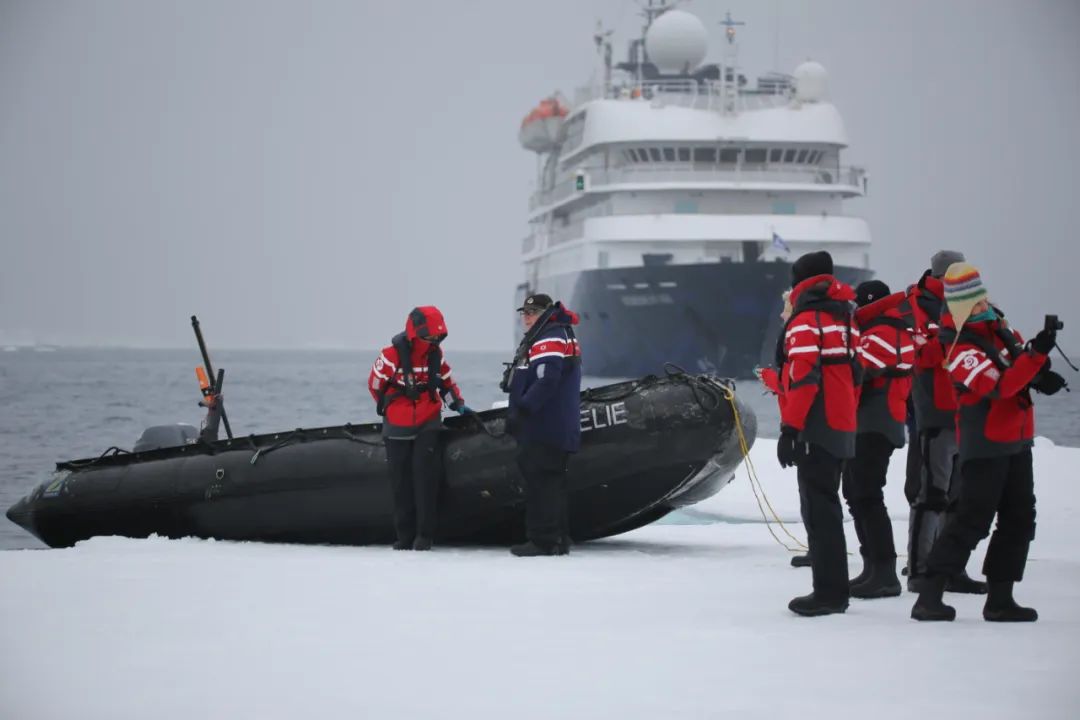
[504,294,582,557]
[369,306,469,551]
[911,263,1065,622]
[776,251,859,616]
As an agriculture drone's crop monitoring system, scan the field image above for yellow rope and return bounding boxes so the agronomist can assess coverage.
[720,385,808,553]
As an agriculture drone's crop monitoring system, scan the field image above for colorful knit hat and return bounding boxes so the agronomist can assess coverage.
[942,262,988,329]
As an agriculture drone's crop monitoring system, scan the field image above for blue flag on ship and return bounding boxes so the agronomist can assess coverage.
[772,231,790,253]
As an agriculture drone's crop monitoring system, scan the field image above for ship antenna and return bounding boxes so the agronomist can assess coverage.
[593,19,614,96]
[718,10,746,114]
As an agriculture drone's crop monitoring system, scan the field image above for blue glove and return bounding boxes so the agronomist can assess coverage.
[455,404,473,415]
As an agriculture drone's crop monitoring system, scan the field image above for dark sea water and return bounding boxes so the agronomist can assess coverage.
[3,348,1078,550]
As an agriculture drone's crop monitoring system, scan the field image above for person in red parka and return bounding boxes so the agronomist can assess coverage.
[777,251,859,616]
[369,306,468,551]
[842,280,914,599]
[911,263,1066,621]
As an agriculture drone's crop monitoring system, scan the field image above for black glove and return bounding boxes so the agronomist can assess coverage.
[1030,329,1056,355]
[1032,370,1067,396]
[777,425,804,468]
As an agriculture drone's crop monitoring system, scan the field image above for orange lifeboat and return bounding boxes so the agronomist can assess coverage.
[518,96,569,153]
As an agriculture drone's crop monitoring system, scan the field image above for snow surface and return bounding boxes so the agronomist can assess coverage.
[2,437,1079,719]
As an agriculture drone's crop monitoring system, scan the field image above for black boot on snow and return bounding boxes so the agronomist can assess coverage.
[392,539,413,551]
[851,560,902,599]
[790,553,812,568]
[849,555,872,589]
[412,537,433,551]
[788,593,848,617]
[510,541,559,557]
[911,575,956,621]
[983,581,1038,622]
[946,569,988,595]
[555,537,572,555]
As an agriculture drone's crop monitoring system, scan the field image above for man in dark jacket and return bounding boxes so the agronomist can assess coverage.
[369,306,468,551]
[912,263,1065,621]
[505,294,582,557]
[777,251,858,616]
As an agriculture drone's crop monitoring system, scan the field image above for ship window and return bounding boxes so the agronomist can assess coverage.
[677,147,691,162]
[744,148,767,164]
[625,149,639,163]
[648,148,662,162]
[783,149,796,163]
[719,148,740,164]
[769,148,783,163]
[796,149,809,163]
[663,147,676,162]
[806,150,819,164]
[637,147,651,162]
[693,147,716,163]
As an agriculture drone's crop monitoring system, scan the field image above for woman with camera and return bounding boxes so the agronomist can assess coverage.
[911,263,1066,622]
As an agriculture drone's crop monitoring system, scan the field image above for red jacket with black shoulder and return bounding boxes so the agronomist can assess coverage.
[854,292,915,447]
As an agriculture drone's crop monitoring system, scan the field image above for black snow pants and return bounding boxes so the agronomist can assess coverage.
[798,444,850,602]
[517,442,570,547]
[841,432,898,562]
[385,429,442,542]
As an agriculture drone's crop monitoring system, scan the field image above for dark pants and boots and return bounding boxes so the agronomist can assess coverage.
[842,433,901,598]
[908,428,986,593]
[512,442,570,556]
[790,444,850,616]
[385,429,441,550]
[912,448,1038,622]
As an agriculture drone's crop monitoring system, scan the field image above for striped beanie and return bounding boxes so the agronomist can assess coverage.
[942,262,988,328]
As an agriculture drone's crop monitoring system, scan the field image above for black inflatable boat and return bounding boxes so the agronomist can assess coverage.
[6,372,756,548]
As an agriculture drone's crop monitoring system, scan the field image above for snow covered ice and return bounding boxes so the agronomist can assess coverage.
[2,437,1078,719]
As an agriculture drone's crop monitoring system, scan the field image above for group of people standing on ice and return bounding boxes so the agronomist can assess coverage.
[367,295,582,557]
[759,249,1067,620]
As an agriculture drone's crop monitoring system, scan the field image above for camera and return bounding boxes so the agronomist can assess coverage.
[1045,314,1064,333]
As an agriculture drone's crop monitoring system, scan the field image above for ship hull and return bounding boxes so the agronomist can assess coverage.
[529,261,873,378]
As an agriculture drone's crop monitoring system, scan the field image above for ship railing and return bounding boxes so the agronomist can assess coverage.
[574,79,790,112]
[530,164,866,210]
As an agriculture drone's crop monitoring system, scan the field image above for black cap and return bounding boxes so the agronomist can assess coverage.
[516,293,553,313]
[855,280,891,307]
[791,251,834,287]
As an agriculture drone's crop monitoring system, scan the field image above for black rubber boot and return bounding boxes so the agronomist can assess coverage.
[555,536,572,555]
[983,581,1038,622]
[511,541,560,557]
[412,536,433,551]
[392,539,413,551]
[911,575,956,621]
[851,560,902,599]
[849,555,872,589]
[788,592,848,617]
[946,569,988,595]
[790,553,812,568]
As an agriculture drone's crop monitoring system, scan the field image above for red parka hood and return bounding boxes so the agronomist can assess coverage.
[790,274,856,308]
[405,306,448,349]
[552,303,580,326]
[855,290,907,325]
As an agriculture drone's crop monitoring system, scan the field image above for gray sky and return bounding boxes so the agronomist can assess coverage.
[1,0,1077,350]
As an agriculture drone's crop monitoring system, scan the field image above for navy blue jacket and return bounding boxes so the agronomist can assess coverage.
[507,308,582,453]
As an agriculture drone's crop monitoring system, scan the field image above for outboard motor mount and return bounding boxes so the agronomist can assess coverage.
[133,424,199,453]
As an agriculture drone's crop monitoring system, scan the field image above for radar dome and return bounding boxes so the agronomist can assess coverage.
[794,60,829,103]
[645,10,708,74]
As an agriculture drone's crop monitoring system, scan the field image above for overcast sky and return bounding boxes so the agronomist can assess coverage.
[1,0,1077,350]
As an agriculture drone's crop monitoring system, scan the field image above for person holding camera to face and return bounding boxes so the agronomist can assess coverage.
[911,263,1067,622]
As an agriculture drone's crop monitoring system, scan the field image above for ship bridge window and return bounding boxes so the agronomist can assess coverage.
[796,149,809,164]
[678,147,690,162]
[663,147,676,162]
[636,147,651,161]
[719,148,740,164]
[783,149,796,163]
[693,148,716,163]
[769,148,783,163]
[744,148,767,164]
[808,151,821,164]
[625,149,641,163]
[648,148,662,162]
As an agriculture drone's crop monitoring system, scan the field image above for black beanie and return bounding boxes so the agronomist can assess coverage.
[791,251,834,287]
[855,280,891,307]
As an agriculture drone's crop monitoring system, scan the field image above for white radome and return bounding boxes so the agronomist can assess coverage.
[793,60,829,102]
[645,9,708,74]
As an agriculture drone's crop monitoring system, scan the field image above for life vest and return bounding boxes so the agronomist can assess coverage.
[376,332,446,416]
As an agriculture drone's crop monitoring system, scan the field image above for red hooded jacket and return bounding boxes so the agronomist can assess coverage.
[781,274,859,459]
[940,313,1047,462]
[904,275,959,430]
[854,291,915,447]
[368,306,464,433]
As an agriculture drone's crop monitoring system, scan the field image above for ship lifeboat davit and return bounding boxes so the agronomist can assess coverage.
[6,372,757,548]
[518,96,569,153]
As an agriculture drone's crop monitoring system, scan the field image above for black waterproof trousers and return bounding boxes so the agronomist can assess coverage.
[799,444,850,602]
[926,448,1036,582]
[385,429,442,543]
[517,442,570,547]
[842,432,898,562]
